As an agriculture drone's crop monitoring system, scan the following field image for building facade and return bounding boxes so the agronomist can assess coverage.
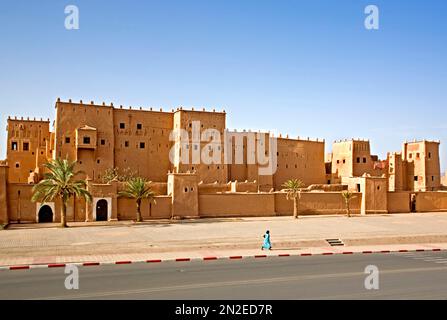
[0,98,443,225]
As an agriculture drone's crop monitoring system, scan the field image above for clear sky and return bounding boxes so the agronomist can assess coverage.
[0,0,446,171]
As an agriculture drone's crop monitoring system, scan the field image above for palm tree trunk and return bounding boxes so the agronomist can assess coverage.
[136,199,142,222]
[346,201,351,217]
[61,201,68,228]
[293,197,298,219]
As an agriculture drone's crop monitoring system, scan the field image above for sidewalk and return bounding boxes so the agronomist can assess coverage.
[1,212,447,268]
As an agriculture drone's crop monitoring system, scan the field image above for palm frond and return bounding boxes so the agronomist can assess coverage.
[119,177,156,202]
[282,179,305,198]
[342,190,356,201]
[32,158,92,204]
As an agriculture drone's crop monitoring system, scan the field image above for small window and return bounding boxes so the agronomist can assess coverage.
[125,141,129,147]
[190,187,194,192]
[140,142,145,149]
[23,142,29,151]
[194,145,198,150]
[414,176,418,182]
[377,186,380,190]
[432,176,435,181]
[416,153,420,159]
[11,141,18,150]
[100,139,105,145]
[15,162,20,168]
[120,123,125,129]
[65,137,71,144]
[97,159,100,164]
[428,152,432,159]
[356,157,360,163]
[184,187,188,193]
[83,136,90,144]
[337,160,340,164]
[363,157,367,163]
[137,123,142,130]
[409,153,413,159]
[343,159,346,164]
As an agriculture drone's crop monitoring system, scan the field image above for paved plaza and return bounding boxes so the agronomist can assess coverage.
[1,212,447,266]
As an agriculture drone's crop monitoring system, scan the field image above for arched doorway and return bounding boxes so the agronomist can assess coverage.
[38,205,53,223]
[96,199,108,221]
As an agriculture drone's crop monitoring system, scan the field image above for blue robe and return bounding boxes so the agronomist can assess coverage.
[262,233,271,250]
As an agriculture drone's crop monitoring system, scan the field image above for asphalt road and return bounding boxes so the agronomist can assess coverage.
[1,251,447,299]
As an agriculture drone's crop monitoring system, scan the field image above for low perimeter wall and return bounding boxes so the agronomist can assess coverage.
[275,192,362,216]
[199,192,363,218]
[117,196,172,220]
[387,192,411,213]
[416,192,447,212]
[7,184,447,222]
[199,193,276,217]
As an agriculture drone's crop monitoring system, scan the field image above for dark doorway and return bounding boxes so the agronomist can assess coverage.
[410,194,417,212]
[38,205,53,223]
[96,199,108,221]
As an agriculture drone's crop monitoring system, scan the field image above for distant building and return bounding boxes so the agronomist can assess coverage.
[388,140,441,192]
[5,99,327,188]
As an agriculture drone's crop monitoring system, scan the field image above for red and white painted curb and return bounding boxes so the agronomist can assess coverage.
[0,248,444,272]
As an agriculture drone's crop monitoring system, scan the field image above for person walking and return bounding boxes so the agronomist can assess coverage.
[261,230,272,250]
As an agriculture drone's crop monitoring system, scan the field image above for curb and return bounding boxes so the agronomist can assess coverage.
[0,248,444,272]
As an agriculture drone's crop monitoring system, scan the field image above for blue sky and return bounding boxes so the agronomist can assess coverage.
[0,0,446,171]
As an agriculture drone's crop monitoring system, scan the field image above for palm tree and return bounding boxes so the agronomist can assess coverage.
[282,179,305,219]
[119,177,156,222]
[32,159,92,228]
[342,190,356,217]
